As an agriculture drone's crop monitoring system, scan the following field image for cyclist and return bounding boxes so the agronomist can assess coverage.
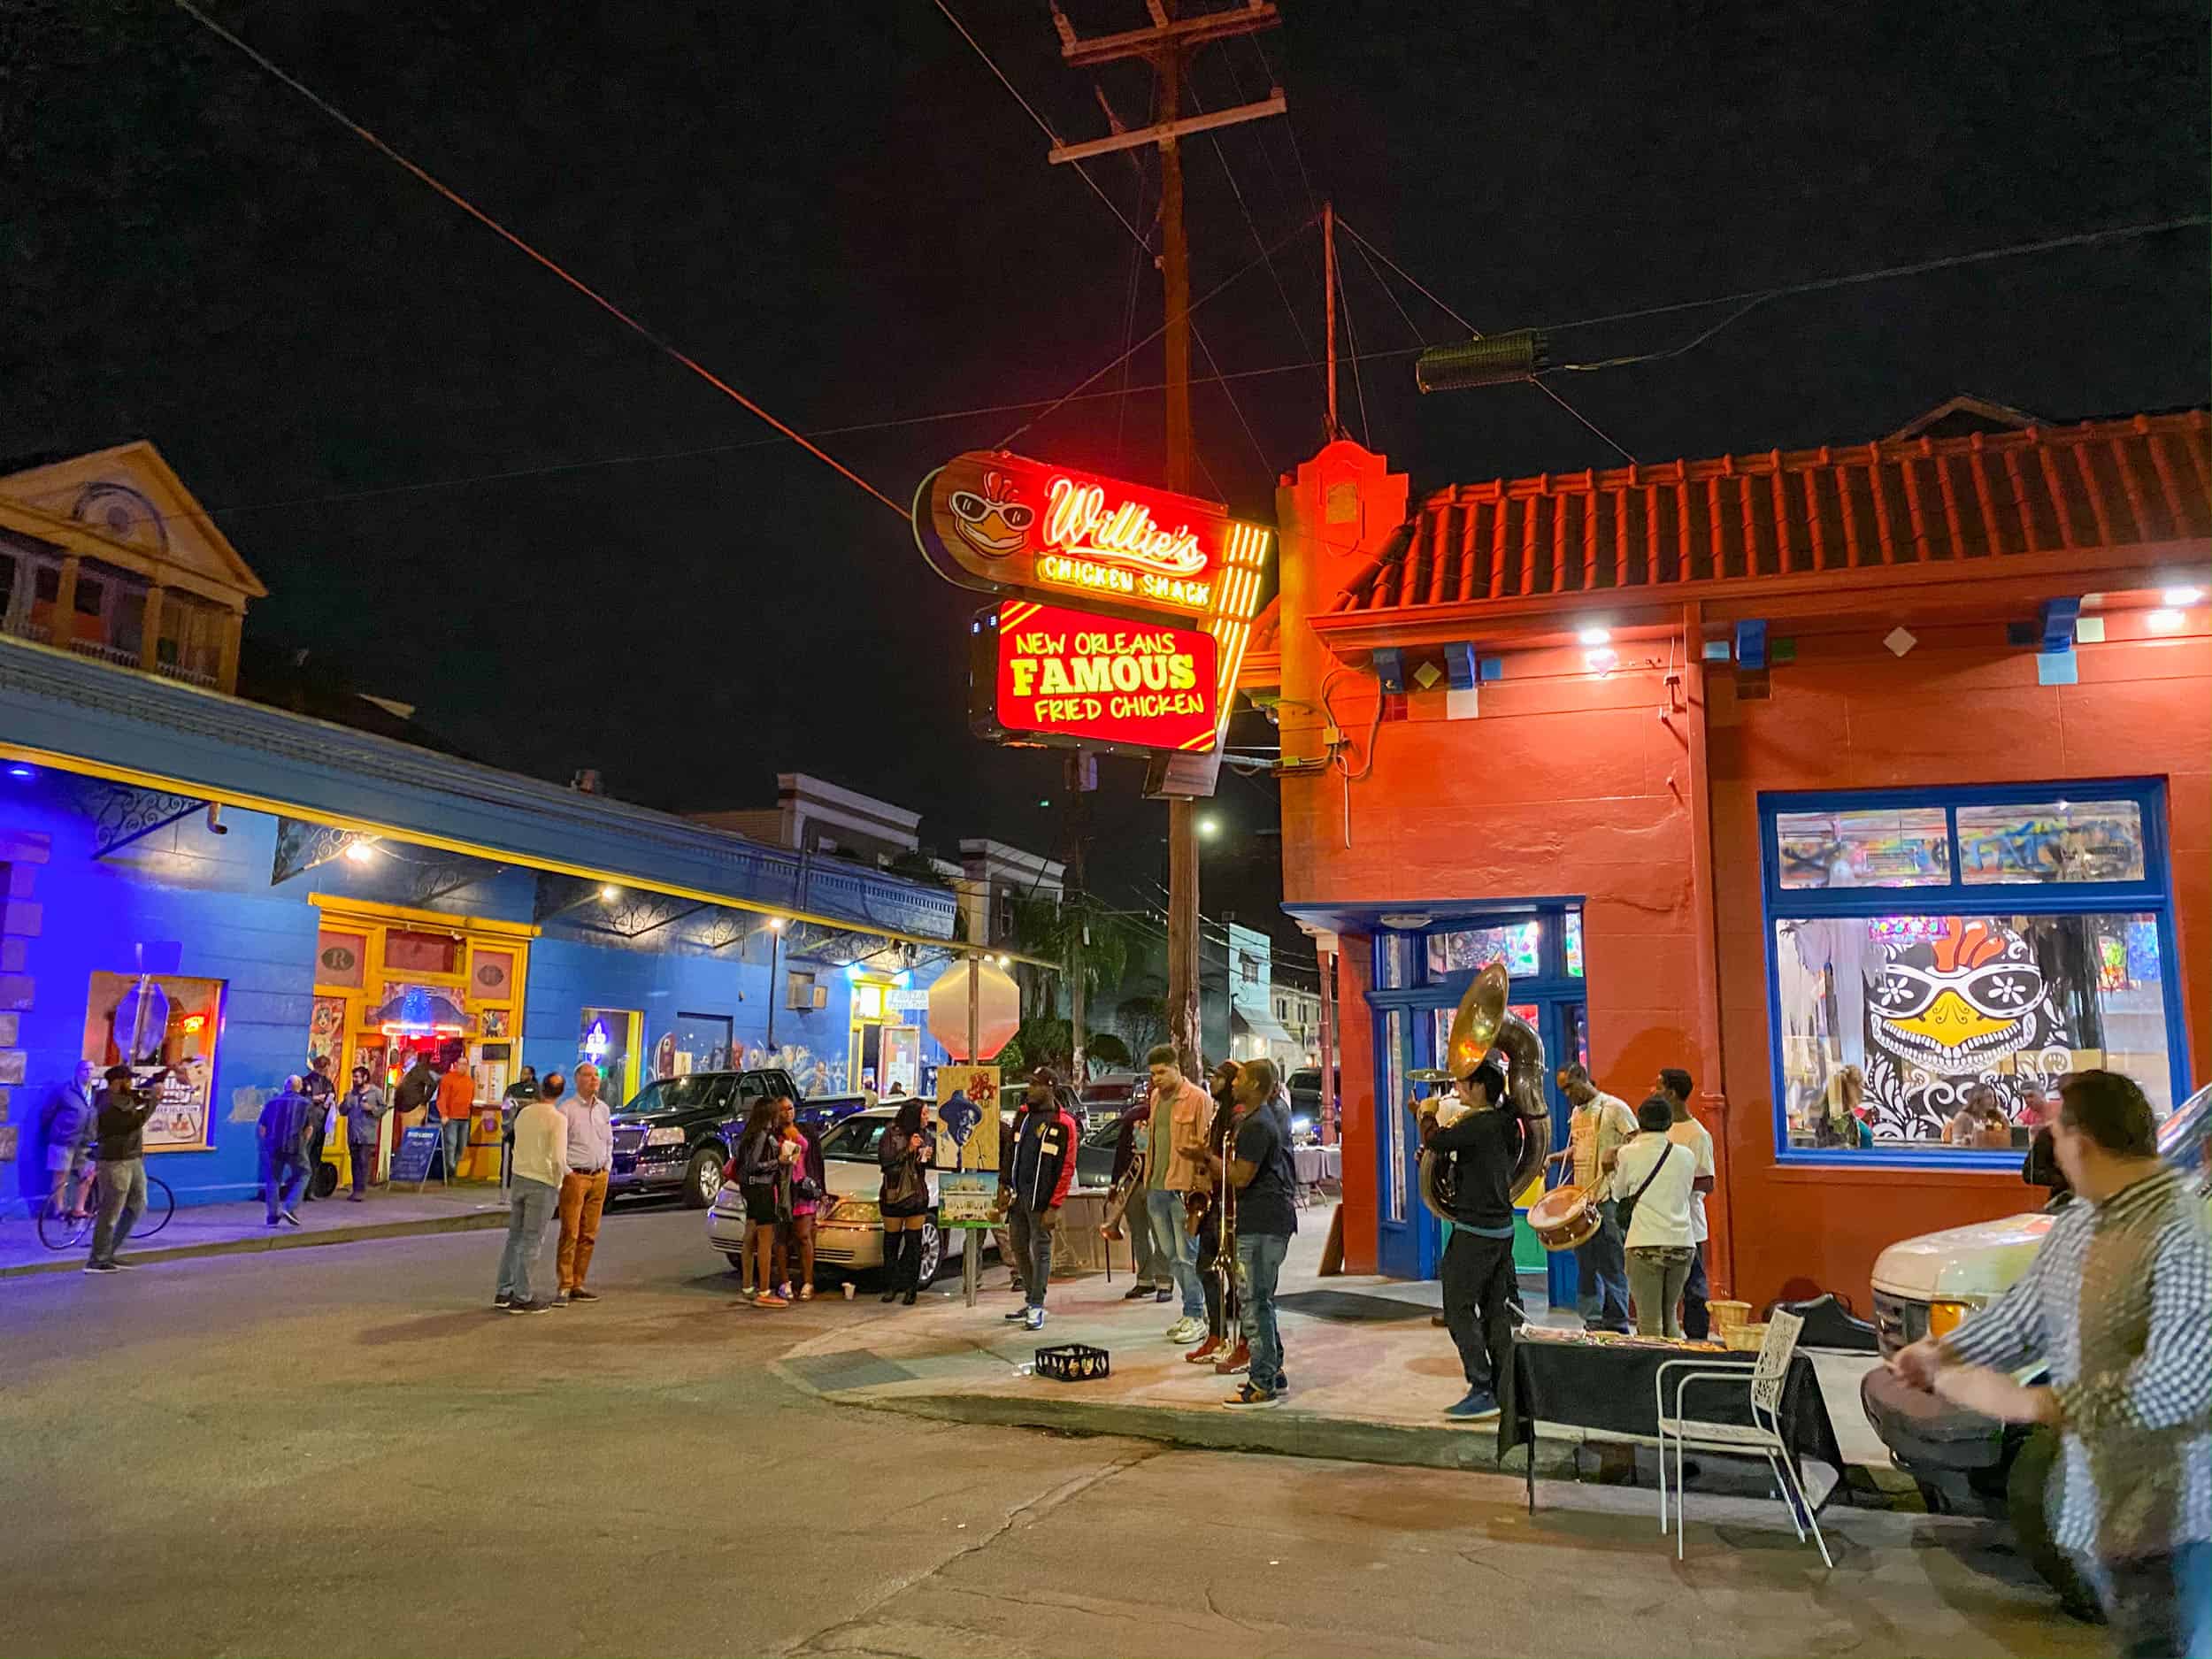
[43,1060,98,1221]
[86,1064,164,1273]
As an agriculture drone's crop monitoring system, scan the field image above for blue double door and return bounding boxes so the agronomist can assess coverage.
[1373,989,1587,1297]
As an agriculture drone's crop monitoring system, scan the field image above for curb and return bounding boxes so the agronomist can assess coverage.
[787,1368,1584,1479]
[0,1209,508,1279]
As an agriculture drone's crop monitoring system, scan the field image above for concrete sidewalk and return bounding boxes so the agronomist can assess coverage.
[0,1182,509,1278]
[776,1202,1898,1493]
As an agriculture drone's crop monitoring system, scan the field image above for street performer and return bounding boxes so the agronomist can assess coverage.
[1409,1057,1525,1422]
[1184,1059,1246,1372]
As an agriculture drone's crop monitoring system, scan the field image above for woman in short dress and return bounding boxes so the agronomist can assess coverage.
[877,1096,935,1306]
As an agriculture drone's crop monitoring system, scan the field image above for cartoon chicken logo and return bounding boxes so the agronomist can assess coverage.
[946,470,1035,557]
[1863,918,2069,1139]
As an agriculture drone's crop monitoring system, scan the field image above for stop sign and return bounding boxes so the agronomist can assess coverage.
[928,958,1020,1060]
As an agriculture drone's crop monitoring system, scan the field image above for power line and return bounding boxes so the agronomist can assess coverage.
[995,219,1311,450]
[148,212,2210,528]
[169,0,908,520]
[933,0,1281,480]
[1336,217,1636,460]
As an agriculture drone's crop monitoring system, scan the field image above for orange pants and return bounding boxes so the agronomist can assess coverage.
[556,1169,609,1291]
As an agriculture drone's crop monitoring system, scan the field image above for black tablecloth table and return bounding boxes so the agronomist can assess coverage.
[1498,1332,1846,1514]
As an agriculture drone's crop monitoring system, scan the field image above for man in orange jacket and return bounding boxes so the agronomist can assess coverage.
[435,1058,475,1180]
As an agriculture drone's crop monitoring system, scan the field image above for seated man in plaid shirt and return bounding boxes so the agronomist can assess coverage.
[1891,1070,2208,1658]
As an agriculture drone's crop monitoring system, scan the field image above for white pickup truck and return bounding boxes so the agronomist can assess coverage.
[1858,1079,2210,1601]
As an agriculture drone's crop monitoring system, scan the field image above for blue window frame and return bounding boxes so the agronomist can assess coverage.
[1761,780,2187,1169]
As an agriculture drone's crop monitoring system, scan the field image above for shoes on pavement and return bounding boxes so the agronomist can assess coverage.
[777,1283,795,1301]
[798,1284,816,1301]
[83,1262,119,1274]
[347,1194,365,1202]
[1444,1389,1502,1420]
[1004,1306,1032,1321]
[1213,1342,1250,1375]
[265,1217,282,1228]
[1164,1317,1207,1344]
[1153,1287,1173,1303]
[757,1293,790,1309]
[1223,1382,1279,1409]
[504,1299,553,1315]
[901,1289,918,1306]
[550,1292,570,1307]
[280,1210,303,1227]
[1023,1307,1046,1332]
[494,1294,513,1310]
[568,1288,600,1302]
[1185,1335,1224,1363]
[1122,1283,1157,1301]
[879,1286,900,1303]
[738,1285,757,1300]
[111,1258,139,1269]
[1431,1312,1448,1327]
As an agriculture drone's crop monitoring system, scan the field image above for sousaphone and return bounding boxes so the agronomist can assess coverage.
[1408,961,1551,1226]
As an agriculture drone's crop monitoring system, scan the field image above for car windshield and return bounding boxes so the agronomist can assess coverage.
[616,1075,732,1117]
[1289,1070,1321,1092]
[2158,1080,2210,1170]
[820,1117,891,1162]
[1083,1118,1120,1149]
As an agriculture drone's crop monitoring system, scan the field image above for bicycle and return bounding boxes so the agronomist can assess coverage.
[38,1168,176,1251]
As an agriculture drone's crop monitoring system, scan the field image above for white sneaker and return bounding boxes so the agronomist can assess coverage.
[1164,1316,1206,1344]
[1024,1307,1046,1332]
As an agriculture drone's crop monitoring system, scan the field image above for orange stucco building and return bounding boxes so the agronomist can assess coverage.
[1246,402,2210,1310]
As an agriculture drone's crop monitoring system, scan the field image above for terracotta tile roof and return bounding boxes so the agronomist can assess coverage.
[1329,411,2211,616]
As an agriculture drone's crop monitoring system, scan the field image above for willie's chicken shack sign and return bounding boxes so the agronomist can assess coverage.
[972,600,1221,755]
[919,450,1271,763]
[914,451,1269,627]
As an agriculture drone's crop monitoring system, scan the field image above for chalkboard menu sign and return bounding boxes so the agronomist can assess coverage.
[389,1125,445,1189]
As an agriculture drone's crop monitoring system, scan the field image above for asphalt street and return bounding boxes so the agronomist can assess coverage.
[0,1202,2104,1659]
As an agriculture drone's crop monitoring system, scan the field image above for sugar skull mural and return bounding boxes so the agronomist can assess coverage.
[1863,918,2072,1139]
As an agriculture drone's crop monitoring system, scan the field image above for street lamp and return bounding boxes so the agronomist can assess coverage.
[1196,815,1222,840]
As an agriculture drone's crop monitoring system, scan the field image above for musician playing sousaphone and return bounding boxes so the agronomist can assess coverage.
[1409,1056,1525,1421]
[1404,960,1552,1422]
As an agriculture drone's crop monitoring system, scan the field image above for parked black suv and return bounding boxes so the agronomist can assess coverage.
[609,1069,868,1207]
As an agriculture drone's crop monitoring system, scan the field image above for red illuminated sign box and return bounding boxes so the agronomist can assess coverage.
[971,600,1221,756]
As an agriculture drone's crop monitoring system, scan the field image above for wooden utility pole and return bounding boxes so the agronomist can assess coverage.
[1322,198,1338,436]
[1047,0,1285,1079]
[1065,749,1093,1080]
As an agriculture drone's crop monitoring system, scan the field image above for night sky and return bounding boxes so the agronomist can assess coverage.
[6,1,2205,960]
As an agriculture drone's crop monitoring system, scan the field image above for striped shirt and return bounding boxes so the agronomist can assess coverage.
[1941,1165,2211,1557]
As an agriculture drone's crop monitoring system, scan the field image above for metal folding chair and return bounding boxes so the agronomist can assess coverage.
[1654,1308,1832,1566]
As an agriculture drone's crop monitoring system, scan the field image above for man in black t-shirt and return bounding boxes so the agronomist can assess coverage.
[1214,1057,1298,1409]
[1413,1058,1524,1421]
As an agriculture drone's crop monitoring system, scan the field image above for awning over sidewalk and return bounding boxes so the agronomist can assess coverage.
[0,634,959,946]
[1232,1003,1297,1048]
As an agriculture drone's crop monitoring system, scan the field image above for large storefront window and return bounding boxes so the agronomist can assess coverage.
[83,972,225,1152]
[1763,782,2183,1163]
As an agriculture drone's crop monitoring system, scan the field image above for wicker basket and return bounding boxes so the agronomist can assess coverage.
[1708,1298,1753,1335]
[1034,1343,1111,1383]
[1723,1321,1769,1353]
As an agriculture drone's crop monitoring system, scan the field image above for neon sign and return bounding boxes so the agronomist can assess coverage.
[973,600,1222,755]
[1044,477,1208,577]
[915,449,1268,627]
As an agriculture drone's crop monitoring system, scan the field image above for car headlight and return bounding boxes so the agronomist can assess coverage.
[1926,1299,1977,1339]
[831,1198,880,1224]
[644,1126,687,1147]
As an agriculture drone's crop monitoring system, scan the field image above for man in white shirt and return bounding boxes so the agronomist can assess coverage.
[498,1071,569,1313]
[555,1062,614,1306]
[1657,1066,1718,1340]
[1547,1064,1636,1333]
